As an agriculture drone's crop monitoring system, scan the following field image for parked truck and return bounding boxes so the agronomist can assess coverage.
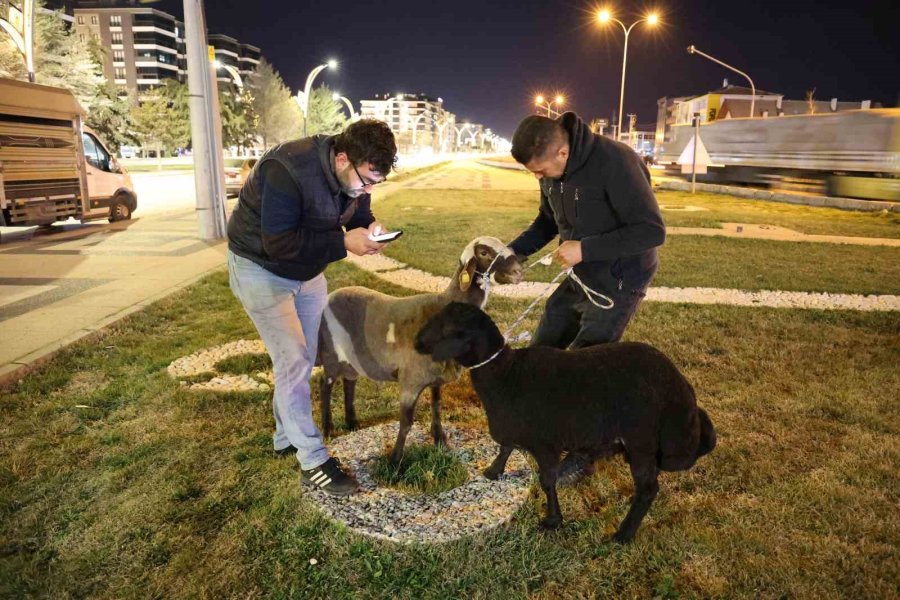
[657,108,900,201]
[0,77,137,227]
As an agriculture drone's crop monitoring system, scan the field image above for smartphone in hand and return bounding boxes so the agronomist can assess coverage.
[369,230,403,242]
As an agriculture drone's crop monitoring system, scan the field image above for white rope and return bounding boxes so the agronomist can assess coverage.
[501,248,615,343]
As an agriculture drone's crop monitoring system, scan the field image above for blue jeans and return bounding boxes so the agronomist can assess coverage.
[227,250,330,470]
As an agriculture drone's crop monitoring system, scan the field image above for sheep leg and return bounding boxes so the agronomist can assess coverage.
[343,378,358,430]
[429,385,449,448]
[389,388,423,465]
[613,456,660,543]
[319,374,335,438]
[534,451,563,530]
[483,445,514,480]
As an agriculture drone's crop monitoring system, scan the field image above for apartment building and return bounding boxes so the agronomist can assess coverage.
[359,93,457,153]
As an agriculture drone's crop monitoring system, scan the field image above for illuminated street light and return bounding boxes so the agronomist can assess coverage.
[332,92,358,121]
[213,59,244,89]
[687,45,756,119]
[296,60,337,137]
[535,93,565,117]
[596,8,659,140]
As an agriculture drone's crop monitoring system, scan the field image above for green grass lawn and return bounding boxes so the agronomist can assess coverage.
[1,262,898,599]
[653,189,900,239]
[376,189,900,295]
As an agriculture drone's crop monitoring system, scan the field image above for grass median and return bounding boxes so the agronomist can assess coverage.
[1,260,898,599]
[375,189,900,295]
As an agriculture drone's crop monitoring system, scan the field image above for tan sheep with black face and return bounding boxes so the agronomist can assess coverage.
[317,236,524,463]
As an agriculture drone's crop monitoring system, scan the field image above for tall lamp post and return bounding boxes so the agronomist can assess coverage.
[332,92,357,121]
[213,60,244,89]
[597,9,659,140]
[534,94,564,117]
[0,0,35,82]
[687,45,756,119]
[297,60,337,137]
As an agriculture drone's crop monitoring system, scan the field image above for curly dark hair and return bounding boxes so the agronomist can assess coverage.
[511,115,567,165]
[333,119,398,176]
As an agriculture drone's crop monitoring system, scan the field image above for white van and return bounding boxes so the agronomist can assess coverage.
[0,77,137,227]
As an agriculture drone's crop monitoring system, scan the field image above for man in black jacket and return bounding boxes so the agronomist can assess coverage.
[508,112,666,483]
[227,119,397,496]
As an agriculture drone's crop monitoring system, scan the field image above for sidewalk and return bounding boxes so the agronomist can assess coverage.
[0,209,227,386]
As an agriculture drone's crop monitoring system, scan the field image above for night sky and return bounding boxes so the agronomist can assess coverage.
[156,0,898,138]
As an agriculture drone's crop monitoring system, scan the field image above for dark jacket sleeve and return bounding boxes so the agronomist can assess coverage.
[260,161,346,263]
[345,193,375,230]
[508,190,559,257]
[580,152,665,262]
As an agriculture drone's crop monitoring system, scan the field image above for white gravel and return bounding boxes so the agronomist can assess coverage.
[305,423,532,544]
[345,253,900,311]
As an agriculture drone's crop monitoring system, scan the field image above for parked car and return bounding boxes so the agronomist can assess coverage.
[224,157,257,196]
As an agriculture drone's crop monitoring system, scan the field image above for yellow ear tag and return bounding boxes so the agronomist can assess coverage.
[460,272,470,284]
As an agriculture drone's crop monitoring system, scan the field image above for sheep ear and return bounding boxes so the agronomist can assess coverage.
[431,337,469,362]
[458,257,476,292]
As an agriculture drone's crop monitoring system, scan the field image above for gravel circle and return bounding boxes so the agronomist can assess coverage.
[305,423,532,544]
[167,339,272,392]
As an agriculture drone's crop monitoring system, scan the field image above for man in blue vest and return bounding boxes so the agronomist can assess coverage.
[227,119,397,496]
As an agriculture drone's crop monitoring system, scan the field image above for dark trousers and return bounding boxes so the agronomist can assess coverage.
[532,277,647,349]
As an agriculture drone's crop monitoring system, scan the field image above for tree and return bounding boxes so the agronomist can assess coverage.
[306,85,347,136]
[806,88,817,115]
[129,80,190,167]
[85,83,137,154]
[83,38,136,154]
[219,84,258,150]
[1,2,133,152]
[247,58,301,148]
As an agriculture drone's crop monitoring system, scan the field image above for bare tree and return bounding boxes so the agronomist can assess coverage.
[806,88,817,114]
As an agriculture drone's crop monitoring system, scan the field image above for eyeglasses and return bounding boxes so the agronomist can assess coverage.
[351,162,382,191]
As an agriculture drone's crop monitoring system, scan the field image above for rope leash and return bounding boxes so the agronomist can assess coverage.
[502,249,616,344]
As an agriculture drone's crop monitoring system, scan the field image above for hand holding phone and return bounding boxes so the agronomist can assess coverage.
[369,230,403,242]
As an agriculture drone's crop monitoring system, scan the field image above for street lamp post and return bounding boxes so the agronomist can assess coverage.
[455,123,473,150]
[0,0,35,82]
[687,45,756,119]
[298,60,337,137]
[597,9,658,140]
[534,94,564,118]
[332,92,357,121]
[213,60,244,89]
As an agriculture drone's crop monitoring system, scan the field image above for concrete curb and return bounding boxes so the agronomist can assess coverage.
[656,180,900,213]
[0,263,227,391]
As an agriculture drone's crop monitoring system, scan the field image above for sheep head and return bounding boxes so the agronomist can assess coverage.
[457,237,524,292]
[415,302,503,366]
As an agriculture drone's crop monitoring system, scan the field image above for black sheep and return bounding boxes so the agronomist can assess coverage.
[414,302,716,542]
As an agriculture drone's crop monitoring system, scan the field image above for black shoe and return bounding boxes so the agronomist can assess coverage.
[274,444,297,458]
[301,457,359,497]
[556,453,595,488]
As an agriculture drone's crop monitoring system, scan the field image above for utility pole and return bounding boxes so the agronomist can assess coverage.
[183,0,227,240]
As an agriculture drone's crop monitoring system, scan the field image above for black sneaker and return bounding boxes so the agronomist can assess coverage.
[301,457,359,497]
[556,453,596,488]
[274,444,297,458]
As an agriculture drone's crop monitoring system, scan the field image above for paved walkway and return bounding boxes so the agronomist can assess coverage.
[0,207,227,384]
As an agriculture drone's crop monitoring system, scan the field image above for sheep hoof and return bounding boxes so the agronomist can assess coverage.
[539,516,562,530]
[483,467,501,480]
[611,530,634,544]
